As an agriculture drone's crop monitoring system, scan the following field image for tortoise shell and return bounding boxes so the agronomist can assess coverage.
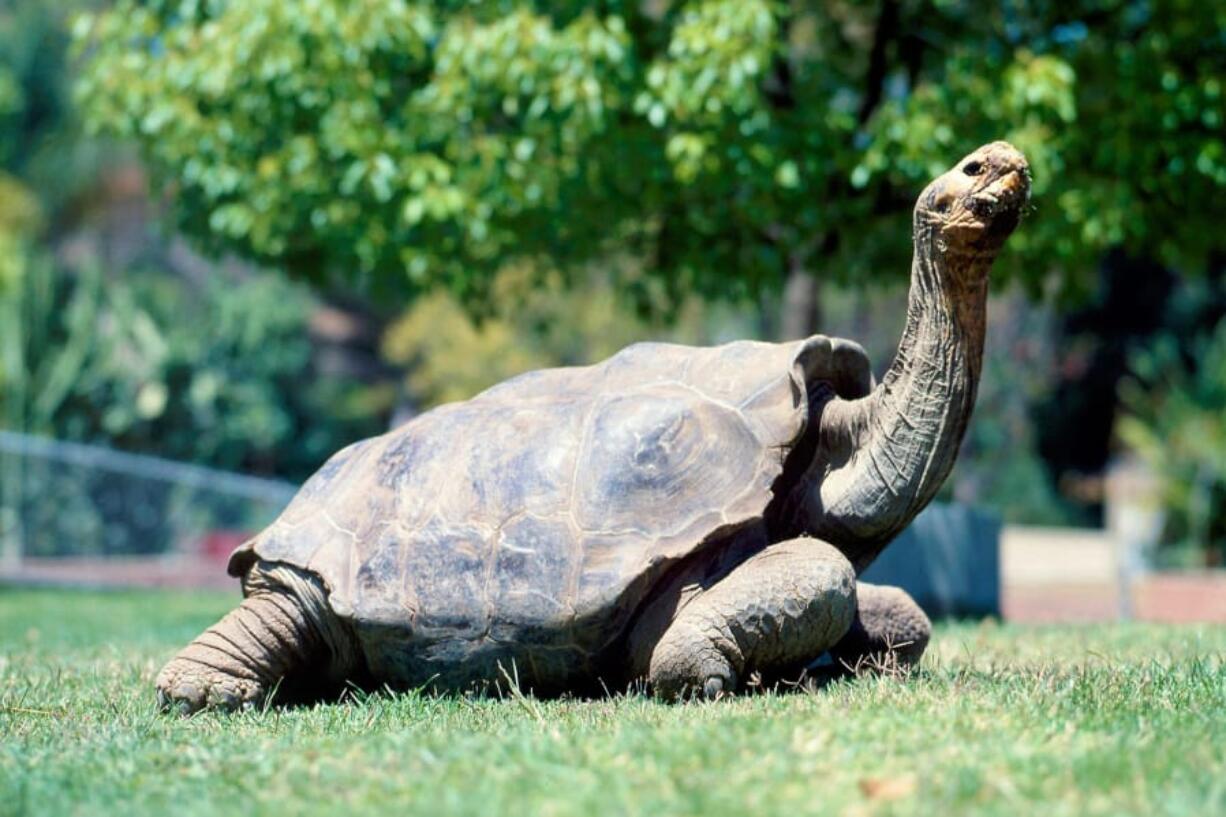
[229,335,871,690]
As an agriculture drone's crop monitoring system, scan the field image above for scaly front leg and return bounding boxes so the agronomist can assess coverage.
[635,538,857,699]
[156,561,353,714]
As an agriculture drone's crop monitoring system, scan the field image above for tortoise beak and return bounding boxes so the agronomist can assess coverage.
[965,142,1030,239]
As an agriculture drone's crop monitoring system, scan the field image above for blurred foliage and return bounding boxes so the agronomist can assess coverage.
[383,260,735,406]
[0,65,20,118]
[0,0,391,483]
[74,0,1226,309]
[1118,319,1226,564]
[0,0,110,207]
[0,172,40,234]
[0,172,40,294]
[1,256,384,481]
[0,0,51,293]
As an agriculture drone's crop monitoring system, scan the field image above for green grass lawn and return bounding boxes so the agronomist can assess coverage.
[2,587,1224,817]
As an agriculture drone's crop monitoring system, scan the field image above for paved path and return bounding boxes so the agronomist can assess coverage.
[1000,525,1226,622]
[1003,574,1226,623]
[1,555,236,592]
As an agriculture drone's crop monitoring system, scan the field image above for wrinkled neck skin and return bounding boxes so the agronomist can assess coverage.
[786,221,994,572]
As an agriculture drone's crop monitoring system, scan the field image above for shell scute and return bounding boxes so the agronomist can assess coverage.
[491,514,577,634]
[572,388,760,534]
[399,520,487,640]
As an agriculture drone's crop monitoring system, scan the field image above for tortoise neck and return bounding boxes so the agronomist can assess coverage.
[786,224,992,569]
[873,226,989,512]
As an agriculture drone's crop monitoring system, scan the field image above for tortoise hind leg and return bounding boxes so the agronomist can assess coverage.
[638,537,857,699]
[829,583,931,673]
[156,561,355,714]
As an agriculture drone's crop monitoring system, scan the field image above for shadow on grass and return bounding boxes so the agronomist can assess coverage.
[216,651,917,718]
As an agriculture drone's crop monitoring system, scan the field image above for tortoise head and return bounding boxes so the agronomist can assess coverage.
[915,141,1031,258]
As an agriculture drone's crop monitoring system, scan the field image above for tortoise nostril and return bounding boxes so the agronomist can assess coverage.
[962,161,984,176]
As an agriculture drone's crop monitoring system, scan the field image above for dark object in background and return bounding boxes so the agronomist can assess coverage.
[862,503,1000,618]
[1034,250,1226,524]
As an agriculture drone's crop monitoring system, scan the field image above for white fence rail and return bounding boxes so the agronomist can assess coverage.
[0,431,295,568]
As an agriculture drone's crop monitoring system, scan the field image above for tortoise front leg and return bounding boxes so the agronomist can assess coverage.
[638,537,857,699]
[830,583,931,672]
[156,561,353,714]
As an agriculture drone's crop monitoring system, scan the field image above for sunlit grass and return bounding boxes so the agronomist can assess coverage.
[2,588,1224,817]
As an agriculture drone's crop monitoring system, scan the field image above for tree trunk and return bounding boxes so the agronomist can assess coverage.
[780,261,821,340]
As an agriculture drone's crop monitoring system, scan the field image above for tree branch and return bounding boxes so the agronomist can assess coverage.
[857,0,899,126]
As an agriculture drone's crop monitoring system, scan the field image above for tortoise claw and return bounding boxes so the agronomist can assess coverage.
[702,675,729,700]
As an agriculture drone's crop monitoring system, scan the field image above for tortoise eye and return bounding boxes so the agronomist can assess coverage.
[963,161,984,176]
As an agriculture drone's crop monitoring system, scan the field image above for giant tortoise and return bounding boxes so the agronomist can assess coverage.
[157,142,1030,713]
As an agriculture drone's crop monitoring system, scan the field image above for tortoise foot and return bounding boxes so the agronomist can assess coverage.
[640,538,855,702]
[156,657,265,715]
[648,634,738,700]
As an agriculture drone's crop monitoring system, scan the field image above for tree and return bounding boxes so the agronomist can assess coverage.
[75,1,1226,333]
